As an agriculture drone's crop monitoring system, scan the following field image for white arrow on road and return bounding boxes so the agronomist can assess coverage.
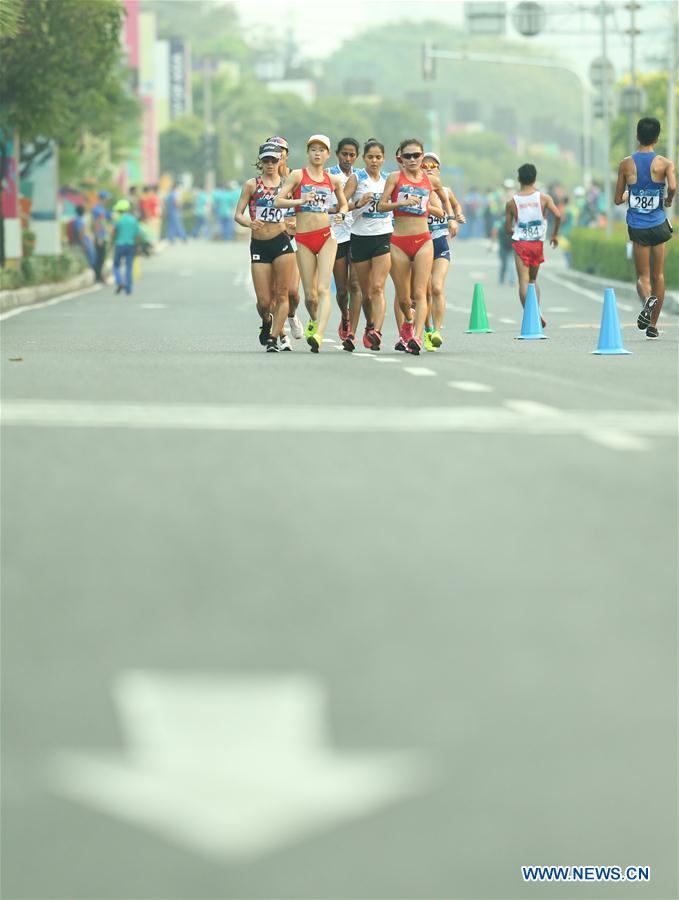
[48,672,431,860]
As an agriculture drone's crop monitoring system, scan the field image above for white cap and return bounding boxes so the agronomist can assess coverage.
[307,134,331,151]
[503,178,515,189]
[422,151,441,166]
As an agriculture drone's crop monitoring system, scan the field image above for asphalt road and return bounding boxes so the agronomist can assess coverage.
[2,238,677,900]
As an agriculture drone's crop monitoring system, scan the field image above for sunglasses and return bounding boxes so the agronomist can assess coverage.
[401,152,423,160]
[421,163,439,170]
[260,157,279,163]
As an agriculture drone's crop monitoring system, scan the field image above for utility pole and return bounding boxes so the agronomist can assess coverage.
[600,0,613,236]
[202,57,216,194]
[626,1,641,150]
[668,0,678,214]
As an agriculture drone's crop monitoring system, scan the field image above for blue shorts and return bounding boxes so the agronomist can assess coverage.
[433,235,450,260]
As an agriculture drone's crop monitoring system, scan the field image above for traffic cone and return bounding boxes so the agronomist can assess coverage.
[516,283,546,339]
[466,283,492,333]
[592,288,631,355]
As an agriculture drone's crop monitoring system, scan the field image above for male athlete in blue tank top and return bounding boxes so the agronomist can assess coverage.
[615,116,676,338]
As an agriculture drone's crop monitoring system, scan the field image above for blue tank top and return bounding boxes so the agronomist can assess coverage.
[627,152,666,228]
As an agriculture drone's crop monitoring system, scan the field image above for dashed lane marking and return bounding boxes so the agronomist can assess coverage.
[403,367,436,376]
[139,303,167,309]
[448,381,494,393]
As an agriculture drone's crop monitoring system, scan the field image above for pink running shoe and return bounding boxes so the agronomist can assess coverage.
[369,328,382,351]
[395,337,406,351]
[338,318,350,341]
[362,327,372,349]
[400,320,414,342]
[406,336,422,355]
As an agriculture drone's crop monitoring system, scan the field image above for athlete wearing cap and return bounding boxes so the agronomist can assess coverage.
[267,135,304,340]
[420,152,464,351]
[327,138,362,345]
[274,135,348,352]
[235,142,295,351]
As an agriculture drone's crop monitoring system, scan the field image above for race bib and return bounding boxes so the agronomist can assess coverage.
[629,190,660,213]
[396,187,427,215]
[300,184,331,212]
[428,212,446,228]
[255,205,283,223]
[518,219,543,240]
[363,193,388,218]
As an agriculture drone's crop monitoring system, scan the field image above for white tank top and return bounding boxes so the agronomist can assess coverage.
[350,169,393,237]
[512,191,546,242]
[327,165,355,243]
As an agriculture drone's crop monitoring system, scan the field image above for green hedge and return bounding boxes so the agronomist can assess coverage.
[0,249,88,291]
[570,224,678,289]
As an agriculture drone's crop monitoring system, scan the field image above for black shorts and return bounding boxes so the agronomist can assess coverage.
[350,232,392,263]
[335,239,350,260]
[250,231,294,264]
[627,219,673,247]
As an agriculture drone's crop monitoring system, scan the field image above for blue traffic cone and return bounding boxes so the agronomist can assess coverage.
[592,288,631,355]
[516,283,546,340]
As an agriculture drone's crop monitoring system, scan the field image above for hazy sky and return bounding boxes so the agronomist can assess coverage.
[232,0,676,78]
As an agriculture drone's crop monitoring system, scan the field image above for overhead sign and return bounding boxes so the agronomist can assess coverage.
[589,56,615,88]
[464,1,506,35]
[169,38,189,120]
[512,2,546,36]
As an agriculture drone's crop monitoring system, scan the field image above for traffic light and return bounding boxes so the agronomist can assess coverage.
[422,41,436,81]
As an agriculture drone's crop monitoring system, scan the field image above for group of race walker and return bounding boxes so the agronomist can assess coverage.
[234,116,675,353]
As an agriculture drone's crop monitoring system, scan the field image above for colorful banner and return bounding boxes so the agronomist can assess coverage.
[169,38,191,119]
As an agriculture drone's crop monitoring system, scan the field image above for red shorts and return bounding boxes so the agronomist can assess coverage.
[296,227,333,255]
[390,231,432,261]
[513,240,544,268]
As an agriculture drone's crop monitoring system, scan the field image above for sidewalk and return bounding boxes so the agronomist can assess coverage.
[0,241,168,315]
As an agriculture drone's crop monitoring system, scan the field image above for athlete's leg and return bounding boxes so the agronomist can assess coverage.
[389,246,414,320]
[411,242,435,339]
[296,244,319,321]
[271,253,294,337]
[514,253,530,306]
[348,259,363,335]
[649,241,667,325]
[288,255,301,314]
[370,253,390,332]
[352,259,372,322]
[431,258,450,331]
[314,238,338,340]
[528,265,540,302]
[251,263,274,320]
[633,242,652,303]
[333,251,350,323]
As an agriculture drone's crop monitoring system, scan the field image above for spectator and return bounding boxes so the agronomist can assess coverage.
[70,204,95,269]
[165,183,187,243]
[91,190,111,283]
[112,199,140,295]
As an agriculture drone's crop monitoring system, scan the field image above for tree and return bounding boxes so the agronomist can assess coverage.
[611,71,679,163]
[159,115,204,183]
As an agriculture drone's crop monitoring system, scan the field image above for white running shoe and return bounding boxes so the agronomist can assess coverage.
[279,334,292,351]
[288,314,303,339]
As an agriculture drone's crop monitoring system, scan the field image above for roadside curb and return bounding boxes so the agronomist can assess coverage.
[0,270,95,314]
[559,268,679,315]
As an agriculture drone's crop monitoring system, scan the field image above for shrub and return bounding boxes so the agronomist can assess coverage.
[570,224,678,289]
[0,248,88,291]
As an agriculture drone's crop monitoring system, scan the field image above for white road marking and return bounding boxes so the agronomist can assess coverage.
[49,671,430,861]
[2,401,674,451]
[403,367,436,376]
[448,381,494,393]
[139,303,167,309]
[371,358,400,363]
[545,306,572,313]
[544,272,634,311]
[322,338,335,343]
[0,284,102,322]
[469,272,487,280]
[498,317,516,324]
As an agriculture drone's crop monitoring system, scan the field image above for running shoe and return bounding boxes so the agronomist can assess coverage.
[279,334,292,351]
[430,329,443,348]
[369,328,382,351]
[362,327,372,349]
[304,319,318,340]
[259,314,273,346]
[646,325,659,339]
[308,333,322,352]
[266,337,279,352]
[423,331,435,352]
[395,337,406,351]
[540,315,547,329]
[288,314,303,339]
[400,319,414,343]
[339,318,351,341]
[343,333,356,352]
[406,336,422,355]
[637,296,658,330]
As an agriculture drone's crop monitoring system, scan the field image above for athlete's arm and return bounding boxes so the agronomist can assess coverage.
[234,180,259,230]
[330,176,349,222]
[614,159,629,205]
[343,174,359,210]
[504,199,514,236]
[377,173,413,212]
[428,199,445,218]
[664,159,676,206]
[430,174,458,237]
[274,171,305,208]
[542,194,561,247]
[448,188,466,223]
